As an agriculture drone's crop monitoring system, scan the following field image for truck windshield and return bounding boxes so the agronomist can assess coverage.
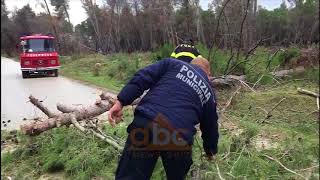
[25,39,55,52]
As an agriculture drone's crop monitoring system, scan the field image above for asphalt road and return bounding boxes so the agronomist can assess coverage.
[1,57,110,130]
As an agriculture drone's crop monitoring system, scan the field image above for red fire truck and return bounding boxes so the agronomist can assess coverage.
[19,34,60,78]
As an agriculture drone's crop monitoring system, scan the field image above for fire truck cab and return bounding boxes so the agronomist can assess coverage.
[19,34,60,78]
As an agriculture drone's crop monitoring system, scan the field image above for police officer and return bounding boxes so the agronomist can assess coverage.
[109,57,219,180]
[170,38,202,63]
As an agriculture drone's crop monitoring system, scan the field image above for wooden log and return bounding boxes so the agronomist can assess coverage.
[210,67,306,88]
[20,93,114,136]
[57,103,77,113]
[29,95,57,118]
[210,75,246,87]
[297,88,319,98]
[271,66,305,77]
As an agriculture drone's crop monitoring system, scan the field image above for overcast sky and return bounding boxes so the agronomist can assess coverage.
[5,0,287,26]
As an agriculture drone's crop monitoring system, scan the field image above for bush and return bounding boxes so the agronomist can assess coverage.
[278,46,300,67]
[195,43,209,58]
[195,43,232,76]
[292,68,319,82]
[153,43,174,61]
[105,54,141,82]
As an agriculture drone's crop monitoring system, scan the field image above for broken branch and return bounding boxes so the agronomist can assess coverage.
[252,74,264,89]
[262,98,286,123]
[297,88,319,98]
[244,38,270,60]
[21,93,115,136]
[29,95,57,118]
[215,163,225,180]
[221,86,241,112]
[263,154,305,179]
[70,114,123,150]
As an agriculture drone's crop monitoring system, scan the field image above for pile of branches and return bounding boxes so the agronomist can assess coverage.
[21,93,124,150]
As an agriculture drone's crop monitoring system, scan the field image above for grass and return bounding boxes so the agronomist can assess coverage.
[59,53,155,92]
[1,46,319,179]
[1,54,19,61]
[1,80,319,179]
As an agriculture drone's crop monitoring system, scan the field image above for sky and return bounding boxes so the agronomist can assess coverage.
[5,0,287,26]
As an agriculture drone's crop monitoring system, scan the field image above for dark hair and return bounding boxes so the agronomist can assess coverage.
[183,37,194,46]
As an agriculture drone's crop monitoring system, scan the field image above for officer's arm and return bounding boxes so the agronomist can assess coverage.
[117,59,170,106]
[200,99,219,156]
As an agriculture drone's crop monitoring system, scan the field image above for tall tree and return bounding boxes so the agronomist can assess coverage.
[50,0,72,32]
[43,0,61,52]
[1,0,16,56]
[81,0,104,52]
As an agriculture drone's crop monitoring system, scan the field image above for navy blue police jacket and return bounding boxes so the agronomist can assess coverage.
[117,58,219,155]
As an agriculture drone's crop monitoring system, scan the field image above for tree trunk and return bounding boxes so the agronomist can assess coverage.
[236,0,250,62]
[63,4,72,31]
[81,0,103,53]
[43,0,61,53]
[195,0,205,44]
[21,93,115,135]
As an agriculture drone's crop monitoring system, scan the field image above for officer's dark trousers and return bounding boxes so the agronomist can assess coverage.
[115,113,193,180]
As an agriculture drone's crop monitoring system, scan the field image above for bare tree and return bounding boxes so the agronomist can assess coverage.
[43,0,61,52]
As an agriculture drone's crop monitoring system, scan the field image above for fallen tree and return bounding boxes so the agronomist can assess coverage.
[21,93,114,135]
[210,66,306,88]
[21,93,124,150]
[210,75,246,87]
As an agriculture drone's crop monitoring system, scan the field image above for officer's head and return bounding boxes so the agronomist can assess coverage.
[191,57,211,76]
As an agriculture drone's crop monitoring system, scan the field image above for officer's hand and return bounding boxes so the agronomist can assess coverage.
[108,100,123,127]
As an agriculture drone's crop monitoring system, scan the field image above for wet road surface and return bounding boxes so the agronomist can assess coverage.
[1,57,111,130]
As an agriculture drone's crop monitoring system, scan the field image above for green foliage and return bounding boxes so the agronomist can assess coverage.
[194,43,209,58]
[152,43,174,61]
[42,155,65,172]
[105,53,146,82]
[60,52,155,91]
[1,127,120,179]
[302,68,320,82]
[278,47,300,66]
[239,120,259,139]
[1,152,15,167]
[195,43,233,76]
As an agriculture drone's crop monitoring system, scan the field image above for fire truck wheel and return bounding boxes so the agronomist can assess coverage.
[53,70,59,77]
[22,71,29,79]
